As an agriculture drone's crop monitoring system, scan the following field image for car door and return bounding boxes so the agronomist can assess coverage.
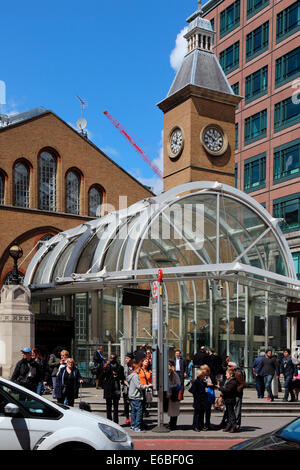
[0,382,62,450]
[0,388,31,450]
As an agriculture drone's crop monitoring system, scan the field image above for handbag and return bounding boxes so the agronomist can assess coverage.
[206,387,216,404]
[145,388,153,403]
[177,388,183,401]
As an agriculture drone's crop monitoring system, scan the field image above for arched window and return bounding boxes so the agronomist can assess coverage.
[39,151,57,211]
[66,171,80,214]
[14,162,30,208]
[89,186,103,217]
[0,172,5,204]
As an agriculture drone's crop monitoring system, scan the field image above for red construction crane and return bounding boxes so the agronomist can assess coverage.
[103,110,163,180]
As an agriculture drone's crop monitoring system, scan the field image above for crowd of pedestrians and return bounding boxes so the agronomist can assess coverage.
[10,343,300,433]
[11,345,83,407]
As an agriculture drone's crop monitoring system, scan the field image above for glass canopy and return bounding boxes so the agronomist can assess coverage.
[25,181,300,380]
[25,181,297,291]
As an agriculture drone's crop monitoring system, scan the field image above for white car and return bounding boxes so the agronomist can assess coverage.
[0,377,134,450]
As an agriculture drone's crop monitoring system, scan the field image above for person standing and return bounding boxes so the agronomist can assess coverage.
[167,360,181,430]
[48,347,62,398]
[123,352,134,425]
[200,365,215,430]
[93,346,106,389]
[127,362,152,432]
[100,354,125,424]
[189,369,208,432]
[207,348,223,385]
[139,358,152,425]
[256,349,280,402]
[32,348,49,395]
[174,350,188,394]
[55,358,83,406]
[252,351,265,398]
[193,346,209,368]
[11,347,39,392]
[229,362,245,431]
[219,368,238,433]
[280,348,298,402]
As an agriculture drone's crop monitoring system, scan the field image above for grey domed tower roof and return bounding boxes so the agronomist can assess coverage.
[167,1,234,98]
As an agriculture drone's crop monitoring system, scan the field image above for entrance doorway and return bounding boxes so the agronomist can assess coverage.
[35,318,74,356]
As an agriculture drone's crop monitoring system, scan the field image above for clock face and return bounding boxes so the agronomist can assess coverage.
[169,127,183,158]
[204,128,223,153]
[200,124,228,156]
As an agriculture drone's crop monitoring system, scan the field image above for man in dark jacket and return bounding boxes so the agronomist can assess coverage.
[193,346,209,368]
[174,350,188,393]
[207,348,223,384]
[280,348,298,402]
[100,354,125,424]
[11,347,39,392]
[219,369,238,433]
[256,349,280,401]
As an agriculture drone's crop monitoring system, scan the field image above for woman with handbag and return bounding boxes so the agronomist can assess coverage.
[139,358,152,426]
[167,361,181,430]
[55,358,83,406]
[200,364,215,430]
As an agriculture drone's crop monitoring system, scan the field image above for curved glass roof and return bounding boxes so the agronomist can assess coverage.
[24,181,298,291]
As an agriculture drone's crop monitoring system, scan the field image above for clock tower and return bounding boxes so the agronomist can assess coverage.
[157,2,241,191]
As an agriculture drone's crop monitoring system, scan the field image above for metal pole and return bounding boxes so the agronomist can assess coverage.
[265,291,268,350]
[209,281,213,348]
[152,269,169,433]
[132,306,137,352]
[226,282,230,356]
[245,287,249,380]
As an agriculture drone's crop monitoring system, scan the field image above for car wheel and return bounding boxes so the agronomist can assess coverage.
[52,442,95,451]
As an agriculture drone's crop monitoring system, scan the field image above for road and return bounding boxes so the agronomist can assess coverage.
[134,439,243,450]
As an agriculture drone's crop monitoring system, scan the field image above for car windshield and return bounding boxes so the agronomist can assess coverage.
[277,418,300,443]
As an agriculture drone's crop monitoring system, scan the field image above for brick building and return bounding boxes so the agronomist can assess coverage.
[202,0,300,279]
[0,107,153,286]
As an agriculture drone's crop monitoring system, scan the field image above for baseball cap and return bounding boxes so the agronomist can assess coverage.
[21,347,32,354]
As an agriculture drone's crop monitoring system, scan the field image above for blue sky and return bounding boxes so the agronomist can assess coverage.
[0,0,206,194]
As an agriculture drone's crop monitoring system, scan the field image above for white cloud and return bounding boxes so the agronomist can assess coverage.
[102,146,119,157]
[132,168,163,195]
[170,27,188,72]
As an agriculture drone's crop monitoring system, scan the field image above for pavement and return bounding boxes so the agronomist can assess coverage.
[46,385,300,441]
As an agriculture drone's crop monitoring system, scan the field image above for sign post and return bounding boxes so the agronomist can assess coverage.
[152,269,169,433]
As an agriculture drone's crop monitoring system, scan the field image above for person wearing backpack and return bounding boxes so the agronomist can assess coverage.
[11,347,39,392]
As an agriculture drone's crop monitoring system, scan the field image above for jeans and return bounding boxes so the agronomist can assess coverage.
[264,375,274,399]
[255,375,265,398]
[52,377,57,398]
[130,400,143,429]
[36,381,44,395]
